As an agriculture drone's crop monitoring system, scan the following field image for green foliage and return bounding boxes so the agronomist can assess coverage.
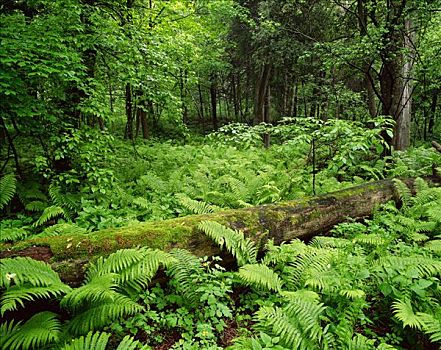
[198,221,257,266]
[0,174,16,210]
[237,264,283,292]
[1,312,61,350]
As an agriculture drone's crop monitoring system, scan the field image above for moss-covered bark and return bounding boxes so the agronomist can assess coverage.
[1,177,438,283]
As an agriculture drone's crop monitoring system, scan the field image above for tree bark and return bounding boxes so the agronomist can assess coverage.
[2,177,439,285]
[210,74,218,130]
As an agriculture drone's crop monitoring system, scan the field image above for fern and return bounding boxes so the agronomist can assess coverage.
[392,299,423,329]
[2,283,71,315]
[0,174,16,209]
[0,228,28,242]
[255,295,326,350]
[425,239,441,253]
[40,223,87,238]
[116,334,150,350]
[1,311,61,350]
[66,294,143,335]
[24,200,47,212]
[393,178,412,207]
[0,320,21,349]
[237,264,283,292]
[198,221,257,266]
[418,312,441,343]
[176,193,221,214]
[0,257,67,288]
[86,248,176,290]
[61,331,110,350]
[33,205,66,227]
[347,333,375,349]
[61,273,119,312]
[167,249,204,305]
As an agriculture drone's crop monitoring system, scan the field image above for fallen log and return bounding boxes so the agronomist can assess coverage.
[433,141,441,154]
[1,177,439,284]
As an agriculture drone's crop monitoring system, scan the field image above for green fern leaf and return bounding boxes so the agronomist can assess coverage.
[176,193,221,214]
[198,221,257,266]
[61,273,119,312]
[417,312,441,343]
[67,294,143,335]
[425,239,441,253]
[116,334,150,350]
[347,333,375,350]
[0,257,65,288]
[25,200,47,212]
[393,179,412,207]
[237,264,283,292]
[1,311,61,350]
[168,249,204,305]
[61,331,110,350]
[1,283,71,315]
[392,299,423,329]
[87,248,176,289]
[0,174,16,209]
[33,205,66,227]
[0,228,28,243]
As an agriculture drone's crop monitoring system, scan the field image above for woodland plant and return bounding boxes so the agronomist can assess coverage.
[1,178,440,349]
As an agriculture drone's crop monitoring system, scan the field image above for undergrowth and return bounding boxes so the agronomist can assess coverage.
[1,178,440,349]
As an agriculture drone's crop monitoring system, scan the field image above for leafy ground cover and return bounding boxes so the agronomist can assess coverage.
[1,178,440,349]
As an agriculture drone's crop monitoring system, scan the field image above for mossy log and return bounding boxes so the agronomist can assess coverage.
[1,177,439,284]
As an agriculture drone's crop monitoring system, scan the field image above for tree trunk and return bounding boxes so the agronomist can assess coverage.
[210,74,218,130]
[394,19,413,151]
[428,89,438,137]
[125,83,133,140]
[2,177,439,285]
[254,64,271,125]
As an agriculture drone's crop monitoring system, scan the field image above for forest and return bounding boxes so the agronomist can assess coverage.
[0,0,441,349]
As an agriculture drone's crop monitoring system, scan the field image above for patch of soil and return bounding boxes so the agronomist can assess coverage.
[153,331,181,350]
[0,246,53,262]
[219,320,239,348]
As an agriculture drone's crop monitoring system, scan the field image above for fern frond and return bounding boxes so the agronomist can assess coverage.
[256,306,317,349]
[0,257,65,288]
[198,221,257,265]
[116,334,150,350]
[176,194,221,214]
[393,178,412,207]
[417,312,441,343]
[33,205,66,227]
[392,299,423,329]
[414,177,429,194]
[347,333,375,350]
[237,264,283,292]
[352,234,386,246]
[310,236,352,249]
[262,239,307,266]
[425,239,441,253]
[132,197,150,209]
[67,294,143,335]
[284,297,326,340]
[1,283,71,315]
[339,289,366,300]
[49,183,77,211]
[1,311,61,350]
[61,273,118,312]
[0,174,16,209]
[0,320,21,349]
[376,256,441,278]
[87,248,176,289]
[0,228,28,243]
[25,200,47,212]
[167,249,204,305]
[40,223,87,238]
[61,331,110,350]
